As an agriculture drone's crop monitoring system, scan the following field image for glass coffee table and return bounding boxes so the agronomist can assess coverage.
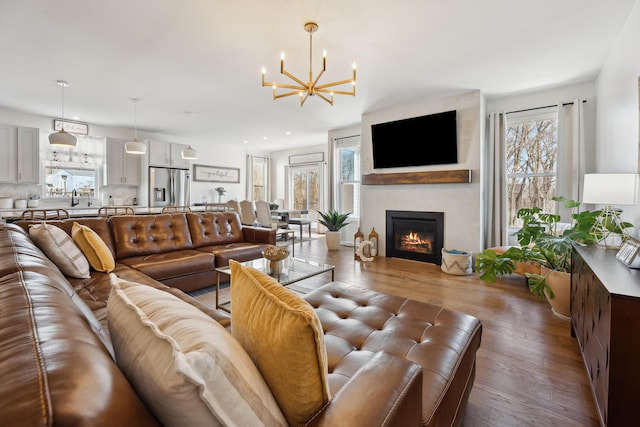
[214,257,335,313]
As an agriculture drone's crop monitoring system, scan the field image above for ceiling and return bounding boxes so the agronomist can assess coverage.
[0,0,636,151]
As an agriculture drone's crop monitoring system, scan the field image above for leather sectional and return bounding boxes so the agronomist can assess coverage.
[1,211,482,426]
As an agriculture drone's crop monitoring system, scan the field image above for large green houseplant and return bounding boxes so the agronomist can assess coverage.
[317,210,351,250]
[475,196,633,317]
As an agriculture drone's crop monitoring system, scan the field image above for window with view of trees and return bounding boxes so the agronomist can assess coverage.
[505,108,558,228]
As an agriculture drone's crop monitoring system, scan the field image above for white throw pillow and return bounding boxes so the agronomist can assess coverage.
[29,222,90,279]
[107,275,287,427]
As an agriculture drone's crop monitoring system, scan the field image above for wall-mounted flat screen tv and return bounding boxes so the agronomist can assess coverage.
[371,110,457,169]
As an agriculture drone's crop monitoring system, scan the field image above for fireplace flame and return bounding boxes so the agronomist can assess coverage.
[399,231,432,253]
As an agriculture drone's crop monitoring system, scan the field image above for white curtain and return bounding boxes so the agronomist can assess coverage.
[484,112,508,248]
[557,98,586,220]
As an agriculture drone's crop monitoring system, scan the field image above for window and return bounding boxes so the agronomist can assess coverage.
[505,107,558,229]
[247,155,269,201]
[335,136,360,219]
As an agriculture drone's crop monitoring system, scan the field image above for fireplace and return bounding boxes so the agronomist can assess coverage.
[386,210,444,265]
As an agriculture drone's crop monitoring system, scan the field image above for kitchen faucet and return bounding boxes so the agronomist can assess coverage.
[87,193,92,207]
[71,189,79,207]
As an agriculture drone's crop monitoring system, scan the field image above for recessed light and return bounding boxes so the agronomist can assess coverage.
[263,136,268,140]
[285,131,291,135]
[244,140,249,144]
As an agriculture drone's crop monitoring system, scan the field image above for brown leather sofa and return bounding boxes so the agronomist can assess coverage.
[2,213,482,426]
[15,211,275,293]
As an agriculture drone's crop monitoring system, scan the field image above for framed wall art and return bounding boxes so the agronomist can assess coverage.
[53,119,89,135]
[193,164,240,183]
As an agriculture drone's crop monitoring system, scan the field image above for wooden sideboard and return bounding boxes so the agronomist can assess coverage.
[571,245,640,426]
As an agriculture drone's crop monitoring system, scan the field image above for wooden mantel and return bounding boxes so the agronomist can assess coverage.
[361,169,471,185]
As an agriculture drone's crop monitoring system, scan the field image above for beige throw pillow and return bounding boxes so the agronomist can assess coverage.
[107,275,286,427]
[72,222,115,272]
[229,260,330,426]
[29,222,90,278]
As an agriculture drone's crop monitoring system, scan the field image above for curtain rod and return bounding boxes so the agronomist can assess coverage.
[333,134,360,142]
[504,99,587,115]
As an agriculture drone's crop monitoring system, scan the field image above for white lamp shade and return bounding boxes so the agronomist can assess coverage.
[582,173,638,205]
[48,129,77,147]
[124,139,147,155]
[181,145,198,160]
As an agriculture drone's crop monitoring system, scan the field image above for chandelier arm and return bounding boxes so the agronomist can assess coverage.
[317,89,355,97]
[300,92,310,106]
[315,92,334,105]
[274,90,304,100]
[269,82,307,91]
[315,77,356,90]
[281,68,308,88]
[311,68,325,89]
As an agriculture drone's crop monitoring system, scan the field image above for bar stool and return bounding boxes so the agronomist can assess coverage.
[21,209,70,220]
[161,205,192,213]
[97,206,135,217]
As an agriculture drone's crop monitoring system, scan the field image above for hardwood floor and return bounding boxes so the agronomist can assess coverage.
[288,235,600,427]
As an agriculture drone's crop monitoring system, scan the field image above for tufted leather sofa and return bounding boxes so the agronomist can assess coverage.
[15,211,275,293]
[2,214,482,426]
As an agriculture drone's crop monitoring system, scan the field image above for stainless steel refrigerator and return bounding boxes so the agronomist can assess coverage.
[149,167,191,208]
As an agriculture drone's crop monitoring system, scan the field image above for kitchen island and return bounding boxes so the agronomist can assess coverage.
[0,205,210,222]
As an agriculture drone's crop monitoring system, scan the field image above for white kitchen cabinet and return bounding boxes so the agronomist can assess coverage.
[106,138,141,186]
[0,124,40,183]
[148,140,190,169]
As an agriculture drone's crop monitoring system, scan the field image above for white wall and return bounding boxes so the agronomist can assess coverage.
[595,0,640,174]
[594,0,640,227]
[360,90,482,255]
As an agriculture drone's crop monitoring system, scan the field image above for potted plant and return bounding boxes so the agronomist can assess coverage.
[214,187,226,203]
[317,210,351,250]
[475,196,628,318]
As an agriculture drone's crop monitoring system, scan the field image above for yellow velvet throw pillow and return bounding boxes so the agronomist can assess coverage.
[72,222,115,273]
[229,260,330,427]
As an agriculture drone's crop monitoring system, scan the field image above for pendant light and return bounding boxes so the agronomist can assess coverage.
[180,112,198,159]
[181,145,198,159]
[125,98,146,154]
[49,80,77,147]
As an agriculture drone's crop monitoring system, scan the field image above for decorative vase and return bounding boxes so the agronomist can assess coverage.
[262,246,289,276]
[325,231,341,250]
[268,259,282,275]
[541,266,571,320]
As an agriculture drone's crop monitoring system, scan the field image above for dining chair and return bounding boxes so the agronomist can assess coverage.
[254,200,274,228]
[273,198,285,210]
[97,206,135,217]
[226,199,240,213]
[238,200,257,226]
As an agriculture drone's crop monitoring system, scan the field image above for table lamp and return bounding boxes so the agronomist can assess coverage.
[582,173,638,248]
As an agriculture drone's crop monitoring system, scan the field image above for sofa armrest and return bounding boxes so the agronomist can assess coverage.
[242,226,276,245]
[306,352,423,427]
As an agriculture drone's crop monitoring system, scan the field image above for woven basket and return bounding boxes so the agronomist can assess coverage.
[441,248,473,276]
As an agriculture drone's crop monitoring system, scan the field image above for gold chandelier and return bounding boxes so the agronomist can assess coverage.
[261,22,356,106]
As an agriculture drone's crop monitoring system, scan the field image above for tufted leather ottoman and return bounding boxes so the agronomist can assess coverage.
[303,281,482,427]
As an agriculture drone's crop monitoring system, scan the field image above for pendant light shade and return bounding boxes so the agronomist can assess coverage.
[181,145,198,160]
[49,80,77,147]
[125,98,146,155]
[124,139,146,154]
